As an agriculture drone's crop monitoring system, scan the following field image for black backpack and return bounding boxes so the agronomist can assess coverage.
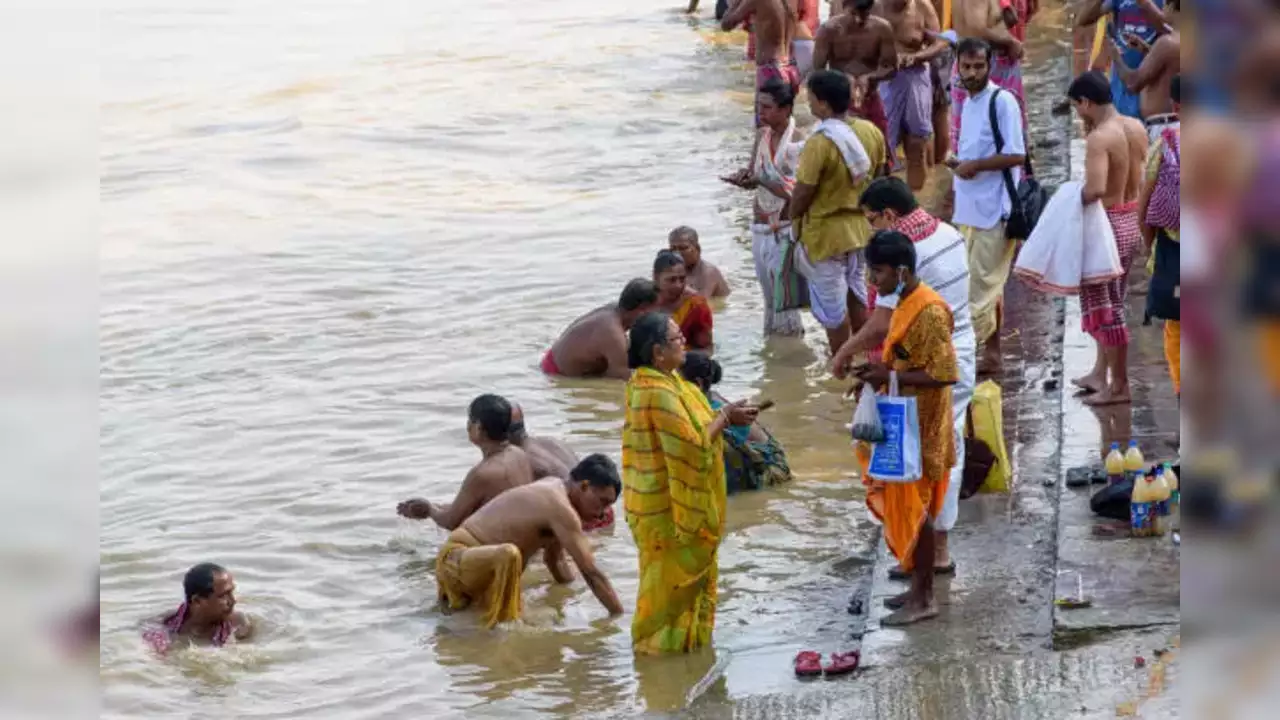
[987,88,1047,241]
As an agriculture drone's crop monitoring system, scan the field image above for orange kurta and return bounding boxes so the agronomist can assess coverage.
[855,283,958,571]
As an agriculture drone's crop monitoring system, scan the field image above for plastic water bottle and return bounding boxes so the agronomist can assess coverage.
[1123,440,1146,484]
[1130,470,1156,537]
[1104,442,1125,485]
[1150,468,1172,536]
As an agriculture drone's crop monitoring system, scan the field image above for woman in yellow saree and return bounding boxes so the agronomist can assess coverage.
[621,312,759,653]
[654,250,715,350]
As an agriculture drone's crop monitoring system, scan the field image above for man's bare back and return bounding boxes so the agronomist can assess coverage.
[523,435,578,480]
[549,305,628,379]
[1085,115,1149,207]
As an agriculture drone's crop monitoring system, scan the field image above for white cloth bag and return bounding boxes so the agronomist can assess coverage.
[868,372,923,484]
[1013,180,1122,295]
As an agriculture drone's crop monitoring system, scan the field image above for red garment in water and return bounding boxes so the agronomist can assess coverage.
[142,603,233,655]
[540,348,561,375]
[583,506,615,532]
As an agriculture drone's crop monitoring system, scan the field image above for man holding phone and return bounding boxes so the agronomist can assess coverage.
[1075,0,1167,120]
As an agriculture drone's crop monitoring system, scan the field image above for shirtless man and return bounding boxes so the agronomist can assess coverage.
[723,0,799,127]
[143,563,252,653]
[397,394,534,528]
[541,278,659,379]
[435,456,626,627]
[1109,0,1180,140]
[508,403,578,480]
[793,0,821,76]
[669,226,731,298]
[1068,71,1149,406]
[880,0,948,189]
[813,0,897,144]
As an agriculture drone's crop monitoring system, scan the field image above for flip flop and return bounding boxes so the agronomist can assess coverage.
[823,650,860,676]
[888,561,956,581]
[794,651,823,678]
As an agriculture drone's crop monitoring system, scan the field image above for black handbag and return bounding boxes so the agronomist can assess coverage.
[987,88,1047,241]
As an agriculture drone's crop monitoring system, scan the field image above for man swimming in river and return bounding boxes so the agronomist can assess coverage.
[542,278,659,379]
[669,226,731,298]
[143,563,252,654]
[435,455,626,628]
[397,394,534,529]
[813,0,897,144]
[722,0,800,127]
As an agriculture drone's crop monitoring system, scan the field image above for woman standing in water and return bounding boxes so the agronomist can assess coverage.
[621,313,758,653]
[653,250,715,350]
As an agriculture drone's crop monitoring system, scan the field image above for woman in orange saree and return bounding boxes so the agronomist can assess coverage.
[852,230,958,627]
[654,250,714,349]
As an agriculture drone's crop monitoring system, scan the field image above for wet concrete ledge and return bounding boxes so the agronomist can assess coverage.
[1051,287,1182,645]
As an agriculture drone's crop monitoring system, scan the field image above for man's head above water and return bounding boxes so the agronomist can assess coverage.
[566,453,622,523]
[653,250,689,304]
[668,226,701,269]
[183,562,236,627]
[467,393,515,447]
[617,278,659,328]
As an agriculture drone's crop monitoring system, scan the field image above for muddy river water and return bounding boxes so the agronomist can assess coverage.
[100,2,1074,717]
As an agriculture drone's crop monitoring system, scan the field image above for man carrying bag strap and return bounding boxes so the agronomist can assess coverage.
[988,87,1047,241]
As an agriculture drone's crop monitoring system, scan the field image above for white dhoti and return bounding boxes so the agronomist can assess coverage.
[751,223,806,336]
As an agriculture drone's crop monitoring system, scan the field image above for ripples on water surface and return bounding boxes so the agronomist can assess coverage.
[101,1,1070,717]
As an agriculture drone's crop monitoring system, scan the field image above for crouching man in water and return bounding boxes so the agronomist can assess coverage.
[542,279,659,379]
[143,563,252,654]
[397,394,533,529]
[435,455,626,628]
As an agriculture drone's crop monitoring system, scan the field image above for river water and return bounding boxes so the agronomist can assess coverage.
[100,2,1071,717]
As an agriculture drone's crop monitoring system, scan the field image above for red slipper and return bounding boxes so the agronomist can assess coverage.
[823,650,860,676]
[794,650,823,677]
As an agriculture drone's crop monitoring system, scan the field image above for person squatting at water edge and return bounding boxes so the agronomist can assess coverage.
[947,37,1026,376]
[879,0,948,191]
[833,177,975,576]
[653,250,715,350]
[681,351,794,494]
[852,230,959,627]
[791,69,887,357]
[397,394,534,529]
[542,278,659,379]
[722,0,801,128]
[143,563,253,654]
[622,312,760,653]
[722,77,806,336]
[813,0,896,143]
[1068,70,1149,407]
[435,455,626,628]
[668,226,731,298]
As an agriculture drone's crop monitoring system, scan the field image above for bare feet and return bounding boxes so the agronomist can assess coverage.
[1071,374,1105,394]
[1083,387,1132,406]
[884,591,912,610]
[881,601,939,627]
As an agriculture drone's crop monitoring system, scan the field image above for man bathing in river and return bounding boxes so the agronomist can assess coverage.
[143,563,252,654]
[435,455,626,627]
[813,0,897,144]
[879,0,948,190]
[1068,71,1149,406]
[668,226,731,298]
[722,0,799,126]
[542,279,659,379]
[397,394,534,528]
[509,402,615,531]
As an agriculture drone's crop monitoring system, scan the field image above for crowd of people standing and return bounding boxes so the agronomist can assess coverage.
[145,0,1183,669]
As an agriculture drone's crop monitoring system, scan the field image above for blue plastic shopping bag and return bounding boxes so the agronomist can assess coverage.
[868,372,923,483]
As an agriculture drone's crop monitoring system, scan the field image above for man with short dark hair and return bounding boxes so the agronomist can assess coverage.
[542,279,659,379]
[792,69,887,356]
[1068,70,1149,406]
[435,455,626,627]
[669,226,730,298]
[397,394,534,529]
[143,563,252,653]
[948,38,1026,376]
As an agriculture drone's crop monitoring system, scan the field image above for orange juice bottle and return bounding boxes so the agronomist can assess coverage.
[1150,468,1172,536]
[1130,470,1155,537]
[1105,442,1126,485]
